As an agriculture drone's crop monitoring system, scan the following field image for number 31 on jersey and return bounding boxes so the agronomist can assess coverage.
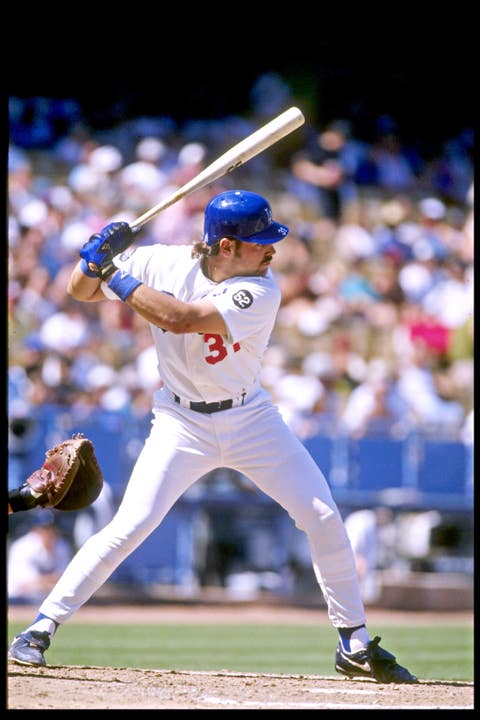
[203,334,240,365]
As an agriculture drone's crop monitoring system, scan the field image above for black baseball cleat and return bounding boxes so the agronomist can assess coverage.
[335,635,418,683]
[8,630,50,667]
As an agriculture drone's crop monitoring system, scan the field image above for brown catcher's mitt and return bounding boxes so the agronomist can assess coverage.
[8,433,104,513]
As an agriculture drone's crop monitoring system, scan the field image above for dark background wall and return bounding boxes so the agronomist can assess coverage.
[9,31,473,154]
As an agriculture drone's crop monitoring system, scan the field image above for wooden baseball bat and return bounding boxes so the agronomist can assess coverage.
[130,106,305,232]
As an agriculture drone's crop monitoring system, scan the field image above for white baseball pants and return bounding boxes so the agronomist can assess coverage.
[39,388,366,628]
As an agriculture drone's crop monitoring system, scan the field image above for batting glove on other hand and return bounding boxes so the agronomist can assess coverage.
[80,222,134,280]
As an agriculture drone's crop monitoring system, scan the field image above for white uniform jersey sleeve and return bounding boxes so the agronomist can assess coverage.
[100,244,281,403]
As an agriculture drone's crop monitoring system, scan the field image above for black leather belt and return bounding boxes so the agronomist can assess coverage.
[173,394,233,413]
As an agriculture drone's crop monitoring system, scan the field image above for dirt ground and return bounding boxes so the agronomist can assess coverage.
[7,605,475,710]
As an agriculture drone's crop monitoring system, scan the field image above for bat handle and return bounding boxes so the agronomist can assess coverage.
[130,191,182,232]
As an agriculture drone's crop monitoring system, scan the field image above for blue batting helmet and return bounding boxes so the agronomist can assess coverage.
[204,190,289,246]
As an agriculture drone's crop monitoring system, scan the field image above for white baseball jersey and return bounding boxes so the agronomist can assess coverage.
[102,244,281,403]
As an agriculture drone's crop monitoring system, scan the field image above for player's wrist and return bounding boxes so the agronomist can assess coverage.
[8,485,42,512]
[107,270,143,301]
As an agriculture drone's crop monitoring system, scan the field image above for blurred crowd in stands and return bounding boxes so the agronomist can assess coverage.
[8,74,474,462]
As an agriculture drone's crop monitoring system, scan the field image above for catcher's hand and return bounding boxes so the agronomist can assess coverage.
[8,434,104,514]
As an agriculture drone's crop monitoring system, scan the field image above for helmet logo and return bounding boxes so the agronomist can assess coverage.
[253,208,272,232]
[232,289,253,309]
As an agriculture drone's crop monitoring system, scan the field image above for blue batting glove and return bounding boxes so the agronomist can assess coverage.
[79,222,134,267]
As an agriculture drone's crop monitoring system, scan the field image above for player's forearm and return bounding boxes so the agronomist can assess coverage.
[67,261,106,302]
[125,284,226,335]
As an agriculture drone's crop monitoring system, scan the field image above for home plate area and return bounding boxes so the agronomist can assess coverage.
[7,665,474,710]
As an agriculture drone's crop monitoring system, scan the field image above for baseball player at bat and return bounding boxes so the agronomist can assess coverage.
[8,189,417,682]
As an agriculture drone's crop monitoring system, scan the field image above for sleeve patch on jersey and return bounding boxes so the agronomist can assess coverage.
[232,289,254,309]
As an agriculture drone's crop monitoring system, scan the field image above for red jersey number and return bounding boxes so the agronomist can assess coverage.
[204,334,240,365]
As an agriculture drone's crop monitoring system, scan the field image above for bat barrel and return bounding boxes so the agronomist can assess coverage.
[130,107,305,232]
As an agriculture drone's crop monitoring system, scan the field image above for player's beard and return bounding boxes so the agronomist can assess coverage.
[235,242,274,274]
